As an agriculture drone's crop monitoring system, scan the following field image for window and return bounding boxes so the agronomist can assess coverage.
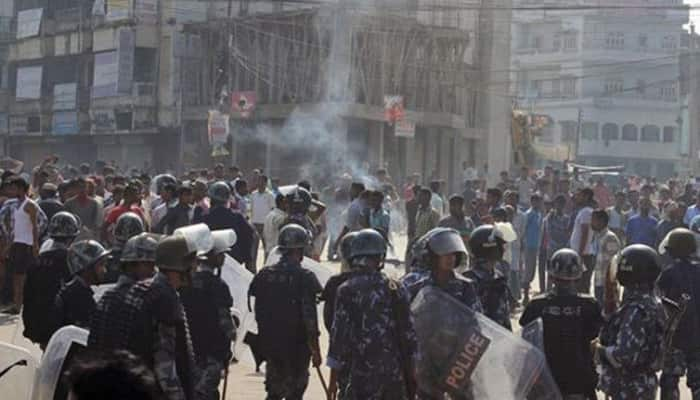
[560,121,577,142]
[115,112,132,130]
[134,48,157,83]
[553,34,561,51]
[531,80,544,97]
[663,126,675,143]
[534,36,543,50]
[660,84,677,100]
[564,33,577,50]
[27,116,40,133]
[641,125,660,142]
[582,122,598,140]
[662,35,677,50]
[604,79,624,95]
[605,32,624,49]
[636,79,646,95]
[602,123,619,141]
[551,79,561,97]
[622,124,638,141]
[562,78,577,97]
[638,34,648,49]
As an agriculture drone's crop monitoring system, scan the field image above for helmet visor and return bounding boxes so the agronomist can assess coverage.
[428,231,467,256]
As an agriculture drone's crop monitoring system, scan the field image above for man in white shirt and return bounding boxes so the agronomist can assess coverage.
[516,166,535,208]
[263,193,287,255]
[250,175,275,258]
[570,188,596,294]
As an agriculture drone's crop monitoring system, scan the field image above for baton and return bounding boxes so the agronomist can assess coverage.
[315,365,329,397]
[221,365,229,400]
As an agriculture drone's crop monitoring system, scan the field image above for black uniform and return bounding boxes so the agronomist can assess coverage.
[194,206,255,265]
[22,246,71,347]
[657,259,700,400]
[320,272,358,333]
[249,258,322,400]
[52,276,96,332]
[520,290,603,398]
[180,267,235,400]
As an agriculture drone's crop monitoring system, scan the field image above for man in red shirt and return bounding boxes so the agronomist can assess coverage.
[102,183,146,242]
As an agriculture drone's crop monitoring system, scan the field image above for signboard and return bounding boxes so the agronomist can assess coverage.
[17,8,42,39]
[135,0,158,24]
[53,112,79,135]
[231,91,256,118]
[53,83,77,110]
[10,117,27,136]
[92,51,118,98]
[91,110,116,133]
[117,28,135,94]
[208,110,229,144]
[383,95,404,124]
[395,119,415,138]
[16,66,43,100]
[107,0,130,21]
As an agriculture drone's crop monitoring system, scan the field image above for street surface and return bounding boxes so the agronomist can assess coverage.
[0,234,689,399]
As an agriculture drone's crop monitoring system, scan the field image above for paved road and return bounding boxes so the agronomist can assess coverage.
[0,234,690,399]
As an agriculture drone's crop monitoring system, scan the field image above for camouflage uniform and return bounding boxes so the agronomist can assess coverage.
[463,258,512,330]
[598,288,666,400]
[180,265,235,400]
[88,272,198,400]
[327,271,417,400]
[249,259,322,400]
[400,269,430,290]
[405,271,483,313]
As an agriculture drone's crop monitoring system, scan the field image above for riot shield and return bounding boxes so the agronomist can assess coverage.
[411,286,561,400]
[265,246,333,286]
[0,342,38,400]
[521,318,544,352]
[173,223,214,256]
[32,326,88,400]
[11,317,43,362]
[219,255,258,366]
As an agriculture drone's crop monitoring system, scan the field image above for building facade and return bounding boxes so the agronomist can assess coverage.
[511,0,689,179]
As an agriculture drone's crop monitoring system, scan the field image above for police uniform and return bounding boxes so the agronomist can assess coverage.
[464,258,512,330]
[52,276,95,330]
[22,243,71,347]
[180,265,235,400]
[520,290,602,398]
[657,258,700,400]
[400,269,430,290]
[327,271,417,400]
[249,258,322,400]
[599,288,666,399]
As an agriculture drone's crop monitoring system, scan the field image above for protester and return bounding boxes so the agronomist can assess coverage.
[64,177,103,240]
[625,197,658,247]
[570,188,596,294]
[590,209,622,311]
[250,175,275,259]
[522,194,544,303]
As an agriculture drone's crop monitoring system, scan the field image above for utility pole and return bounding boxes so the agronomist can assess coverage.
[574,107,583,162]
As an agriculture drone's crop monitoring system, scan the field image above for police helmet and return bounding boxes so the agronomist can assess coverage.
[121,233,162,263]
[338,231,359,263]
[278,224,310,249]
[348,229,387,263]
[285,186,312,213]
[67,240,110,276]
[547,248,584,281]
[209,181,232,204]
[468,225,507,260]
[155,235,195,272]
[664,228,697,259]
[114,212,145,244]
[48,211,81,239]
[153,174,177,195]
[616,244,661,287]
[412,228,467,268]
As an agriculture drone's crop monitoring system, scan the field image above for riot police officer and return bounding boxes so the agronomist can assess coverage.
[180,230,236,400]
[52,240,109,333]
[195,181,255,273]
[282,186,318,257]
[658,228,700,400]
[520,249,603,399]
[596,244,667,400]
[320,231,359,333]
[404,228,482,312]
[88,232,160,352]
[105,211,145,282]
[23,211,80,348]
[327,228,417,400]
[248,224,323,400]
[465,224,513,330]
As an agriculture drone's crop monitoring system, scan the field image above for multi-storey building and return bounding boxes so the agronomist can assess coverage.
[511,0,689,178]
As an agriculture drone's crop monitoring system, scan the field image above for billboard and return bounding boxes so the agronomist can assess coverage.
[53,83,77,110]
[92,51,118,98]
[16,66,43,100]
[52,112,79,135]
[17,8,42,39]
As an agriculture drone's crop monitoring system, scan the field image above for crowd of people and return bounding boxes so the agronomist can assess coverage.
[1,155,700,400]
